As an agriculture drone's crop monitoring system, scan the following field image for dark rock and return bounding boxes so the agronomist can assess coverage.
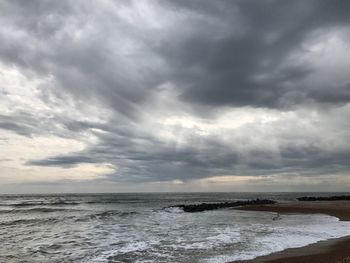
[297,195,350,201]
[166,199,276,213]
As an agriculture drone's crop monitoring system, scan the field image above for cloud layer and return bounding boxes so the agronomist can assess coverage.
[1,0,350,192]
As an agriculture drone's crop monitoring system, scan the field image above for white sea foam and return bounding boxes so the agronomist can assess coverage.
[202,213,350,263]
[91,210,350,263]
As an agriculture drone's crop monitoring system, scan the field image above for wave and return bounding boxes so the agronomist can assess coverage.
[0,218,58,226]
[11,201,79,207]
[93,210,139,219]
[47,201,79,206]
[0,207,83,214]
[74,210,139,222]
[0,202,79,208]
[85,200,140,204]
[162,207,184,213]
[25,207,74,213]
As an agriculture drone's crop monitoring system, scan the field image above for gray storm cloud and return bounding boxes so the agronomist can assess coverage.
[1,0,350,190]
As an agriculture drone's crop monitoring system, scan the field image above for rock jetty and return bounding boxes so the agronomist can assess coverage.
[297,195,350,201]
[167,198,276,213]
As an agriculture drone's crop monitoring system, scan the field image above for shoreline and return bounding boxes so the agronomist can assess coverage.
[232,201,350,263]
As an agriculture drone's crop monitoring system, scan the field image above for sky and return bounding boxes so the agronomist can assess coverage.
[1,0,350,193]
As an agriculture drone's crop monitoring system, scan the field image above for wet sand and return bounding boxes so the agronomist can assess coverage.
[233,201,350,263]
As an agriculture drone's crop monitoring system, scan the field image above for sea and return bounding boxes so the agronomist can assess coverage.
[1,192,350,263]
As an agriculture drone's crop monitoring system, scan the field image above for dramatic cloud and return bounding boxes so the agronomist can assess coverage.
[1,0,350,192]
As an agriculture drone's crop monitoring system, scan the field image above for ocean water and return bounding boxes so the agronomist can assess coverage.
[1,192,350,263]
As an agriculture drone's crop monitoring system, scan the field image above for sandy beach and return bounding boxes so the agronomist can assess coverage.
[233,201,350,263]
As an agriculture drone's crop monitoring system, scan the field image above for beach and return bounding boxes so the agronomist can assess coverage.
[234,201,350,263]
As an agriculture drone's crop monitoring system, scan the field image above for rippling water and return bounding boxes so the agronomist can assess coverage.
[1,192,350,263]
